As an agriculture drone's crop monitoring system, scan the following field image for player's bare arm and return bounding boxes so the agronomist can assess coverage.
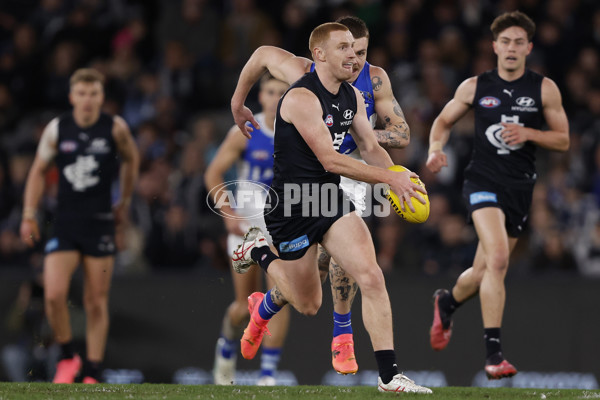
[370,66,410,149]
[349,86,394,169]
[281,88,424,211]
[426,77,477,173]
[112,116,140,225]
[204,125,248,236]
[350,86,426,209]
[231,46,312,138]
[501,77,569,151]
[19,118,59,247]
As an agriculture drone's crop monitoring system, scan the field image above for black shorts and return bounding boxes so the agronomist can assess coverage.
[265,185,354,260]
[462,178,534,238]
[45,220,116,257]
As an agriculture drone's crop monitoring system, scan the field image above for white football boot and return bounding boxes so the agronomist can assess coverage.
[256,375,277,386]
[378,373,433,394]
[232,227,268,274]
[213,338,236,385]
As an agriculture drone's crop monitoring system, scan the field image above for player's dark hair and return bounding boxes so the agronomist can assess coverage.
[336,16,369,40]
[491,11,536,41]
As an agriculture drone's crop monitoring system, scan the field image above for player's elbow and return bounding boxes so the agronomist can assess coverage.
[391,125,411,149]
[320,154,340,174]
[558,134,570,152]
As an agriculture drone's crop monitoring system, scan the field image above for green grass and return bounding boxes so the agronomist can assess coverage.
[0,383,598,400]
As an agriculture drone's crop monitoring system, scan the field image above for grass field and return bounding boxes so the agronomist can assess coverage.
[0,383,598,400]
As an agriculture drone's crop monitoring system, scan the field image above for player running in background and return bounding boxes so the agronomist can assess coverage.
[426,11,569,379]
[230,16,410,375]
[19,68,139,383]
[232,22,431,394]
[205,73,290,386]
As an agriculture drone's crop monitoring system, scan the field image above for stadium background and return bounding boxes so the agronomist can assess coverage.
[0,0,598,387]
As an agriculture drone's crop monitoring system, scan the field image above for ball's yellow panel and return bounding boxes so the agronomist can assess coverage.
[386,165,430,223]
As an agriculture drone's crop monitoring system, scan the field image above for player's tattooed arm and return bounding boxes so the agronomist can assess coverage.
[376,98,410,149]
[371,71,410,149]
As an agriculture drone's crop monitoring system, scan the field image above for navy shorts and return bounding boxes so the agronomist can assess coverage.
[265,185,354,260]
[45,220,116,257]
[462,178,534,238]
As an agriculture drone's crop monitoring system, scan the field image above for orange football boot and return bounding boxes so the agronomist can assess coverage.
[331,333,358,374]
[240,292,271,360]
[485,359,518,380]
[53,354,82,384]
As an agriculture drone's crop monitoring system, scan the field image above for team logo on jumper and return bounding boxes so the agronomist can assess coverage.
[512,96,538,112]
[485,114,524,154]
[279,234,310,253]
[64,155,99,191]
[86,138,110,154]
[206,180,278,220]
[60,141,78,152]
[343,109,354,119]
[325,114,334,127]
[516,97,535,107]
[479,96,501,108]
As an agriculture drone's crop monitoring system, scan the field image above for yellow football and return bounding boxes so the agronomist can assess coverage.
[385,165,430,223]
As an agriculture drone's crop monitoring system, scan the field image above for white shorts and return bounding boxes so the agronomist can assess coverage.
[340,149,368,217]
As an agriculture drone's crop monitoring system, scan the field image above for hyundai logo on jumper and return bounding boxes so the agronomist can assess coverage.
[281,183,391,218]
[206,180,279,220]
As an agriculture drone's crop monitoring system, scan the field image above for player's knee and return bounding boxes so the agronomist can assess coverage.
[486,250,509,273]
[83,293,108,316]
[229,300,250,322]
[355,265,385,293]
[295,298,321,316]
[44,290,68,309]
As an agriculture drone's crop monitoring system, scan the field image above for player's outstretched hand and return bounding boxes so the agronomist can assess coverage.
[232,105,260,139]
[20,218,40,247]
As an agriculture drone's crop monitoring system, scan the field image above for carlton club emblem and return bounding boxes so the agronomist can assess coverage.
[325,114,334,127]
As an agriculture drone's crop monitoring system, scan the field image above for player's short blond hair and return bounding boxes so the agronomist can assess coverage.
[69,68,105,88]
[308,22,349,58]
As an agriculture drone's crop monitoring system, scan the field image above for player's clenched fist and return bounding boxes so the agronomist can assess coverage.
[426,150,448,174]
[20,217,40,247]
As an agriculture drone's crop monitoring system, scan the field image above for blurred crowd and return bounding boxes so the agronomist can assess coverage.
[0,0,599,278]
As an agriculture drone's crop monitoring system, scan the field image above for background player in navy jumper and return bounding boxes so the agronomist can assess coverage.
[230,16,410,375]
[19,68,139,383]
[232,22,431,394]
[206,73,290,386]
[425,11,569,379]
